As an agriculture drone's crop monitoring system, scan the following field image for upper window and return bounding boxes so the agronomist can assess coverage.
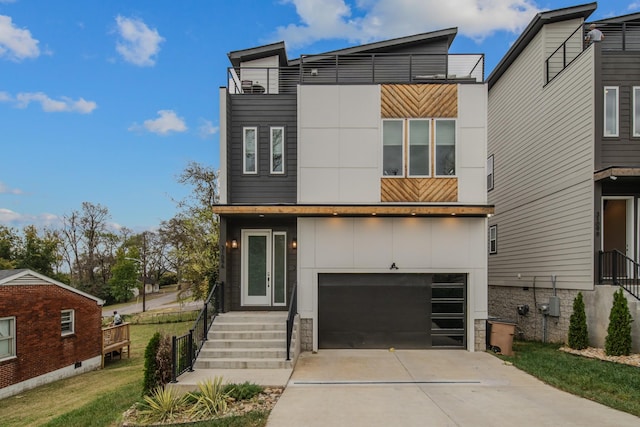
[61,309,75,336]
[270,126,285,174]
[487,155,494,191]
[383,120,404,176]
[243,127,258,174]
[408,120,430,176]
[604,87,619,137]
[435,119,456,176]
[489,225,497,255]
[633,87,640,137]
[0,317,16,360]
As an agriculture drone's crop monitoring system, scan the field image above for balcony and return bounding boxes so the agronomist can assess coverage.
[228,53,484,95]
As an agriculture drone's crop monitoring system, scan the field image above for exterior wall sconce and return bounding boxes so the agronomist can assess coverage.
[292,238,297,249]
[231,239,238,249]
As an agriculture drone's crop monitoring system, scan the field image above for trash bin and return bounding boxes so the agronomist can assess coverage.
[487,320,516,356]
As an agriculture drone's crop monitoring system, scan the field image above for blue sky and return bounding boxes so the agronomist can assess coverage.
[0,0,637,231]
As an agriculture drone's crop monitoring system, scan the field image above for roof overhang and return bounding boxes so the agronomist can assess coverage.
[228,41,288,68]
[594,167,640,181]
[213,204,494,217]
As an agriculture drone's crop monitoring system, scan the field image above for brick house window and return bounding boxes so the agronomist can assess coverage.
[61,309,75,336]
[0,316,16,360]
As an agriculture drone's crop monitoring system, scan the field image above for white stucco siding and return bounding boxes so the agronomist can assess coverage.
[297,216,488,350]
[457,84,488,203]
[298,85,381,203]
[488,29,595,290]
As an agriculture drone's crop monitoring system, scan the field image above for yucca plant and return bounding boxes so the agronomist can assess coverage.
[224,381,264,400]
[189,377,229,418]
[138,386,187,424]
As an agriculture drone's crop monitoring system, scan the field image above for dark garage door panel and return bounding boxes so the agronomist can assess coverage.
[318,273,430,349]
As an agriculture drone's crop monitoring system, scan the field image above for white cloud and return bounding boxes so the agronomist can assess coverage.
[198,119,219,138]
[0,208,61,228]
[11,91,97,113]
[129,110,187,135]
[629,3,640,11]
[0,91,10,102]
[115,15,164,67]
[0,14,40,61]
[0,182,22,195]
[274,0,541,49]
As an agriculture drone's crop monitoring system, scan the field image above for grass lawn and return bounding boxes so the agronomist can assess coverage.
[0,321,190,427]
[500,341,640,417]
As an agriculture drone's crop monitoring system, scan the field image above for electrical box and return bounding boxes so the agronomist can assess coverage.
[548,296,561,317]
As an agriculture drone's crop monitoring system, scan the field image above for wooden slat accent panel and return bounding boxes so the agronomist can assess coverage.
[380,178,457,202]
[381,84,457,118]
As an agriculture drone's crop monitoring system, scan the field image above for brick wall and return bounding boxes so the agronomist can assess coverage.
[0,285,102,389]
[300,318,313,351]
[488,285,578,343]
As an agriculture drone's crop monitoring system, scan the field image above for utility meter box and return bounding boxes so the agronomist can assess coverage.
[548,295,561,317]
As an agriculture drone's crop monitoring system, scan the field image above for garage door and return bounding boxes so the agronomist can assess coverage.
[318,273,466,349]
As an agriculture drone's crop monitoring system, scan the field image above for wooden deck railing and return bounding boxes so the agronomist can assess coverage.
[101,323,131,367]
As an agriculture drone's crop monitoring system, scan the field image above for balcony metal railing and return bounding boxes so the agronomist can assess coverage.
[228,53,484,94]
[596,22,640,52]
[599,250,640,301]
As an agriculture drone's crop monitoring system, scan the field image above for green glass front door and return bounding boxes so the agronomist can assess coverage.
[242,230,287,306]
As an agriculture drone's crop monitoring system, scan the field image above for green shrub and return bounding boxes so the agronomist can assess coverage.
[138,386,187,424]
[568,292,589,350]
[143,332,173,395]
[189,377,229,418]
[605,288,633,356]
[224,381,264,401]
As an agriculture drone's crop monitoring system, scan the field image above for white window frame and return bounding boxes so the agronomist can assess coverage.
[270,126,285,174]
[434,119,457,176]
[243,127,258,174]
[487,155,494,191]
[0,316,16,361]
[633,87,640,137]
[408,119,431,177]
[604,86,619,137]
[382,119,405,177]
[61,309,75,336]
[489,225,497,255]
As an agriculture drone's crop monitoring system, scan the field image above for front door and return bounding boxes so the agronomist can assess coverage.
[602,197,633,258]
[241,230,287,306]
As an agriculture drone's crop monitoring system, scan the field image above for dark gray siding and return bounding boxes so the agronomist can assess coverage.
[597,51,640,168]
[229,95,297,203]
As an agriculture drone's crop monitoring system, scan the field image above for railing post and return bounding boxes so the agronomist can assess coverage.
[612,251,619,285]
[171,335,178,383]
[202,302,208,342]
[188,329,195,372]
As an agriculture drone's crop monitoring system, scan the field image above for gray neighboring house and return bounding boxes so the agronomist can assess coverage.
[487,2,640,350]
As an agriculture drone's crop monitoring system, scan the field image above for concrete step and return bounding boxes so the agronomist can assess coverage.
[204,339,284,349]
[213,322,286,332]
[194,357,292,370]
[208,330,286,340]
[214,312,288,323]
[198,348,287,359]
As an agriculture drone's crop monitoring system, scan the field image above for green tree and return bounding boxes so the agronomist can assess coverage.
[0,225,18,269]
[568,292,589,350]
[108,248,139,303]
[14,225,59,276]
[605,288,633,356]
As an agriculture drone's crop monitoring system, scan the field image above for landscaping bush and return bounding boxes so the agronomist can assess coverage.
[224,381,264,401]
[143,332,173,394]
[138,386,188,425]
[605,288,633,356]
[568,292,589,350]
[189,377,229,418]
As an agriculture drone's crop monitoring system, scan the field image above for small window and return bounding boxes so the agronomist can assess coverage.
[243,127,258,174]
[489,225,497,255]
[604,87,619,137]
[408,119,430,176]
[0,317,16,360]
[633,87,640,137]
[61,309,74,336]
[435,119,456,176]
[487,155,494,191]
[270,126,285,174]
[383,120,404,176]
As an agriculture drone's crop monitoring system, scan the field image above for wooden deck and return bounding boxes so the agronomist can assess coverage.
[102,323,131,368]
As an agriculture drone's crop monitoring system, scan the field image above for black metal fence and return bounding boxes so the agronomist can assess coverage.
[171,282,224,382]
[286,285,297,361]
[599,250,640,301]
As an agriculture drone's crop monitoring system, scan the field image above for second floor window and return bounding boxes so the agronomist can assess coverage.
[604,86,618,137]
[270,127,284,174]
[489,225,497,254]
[487,155,494,191]
[243,127,258,174]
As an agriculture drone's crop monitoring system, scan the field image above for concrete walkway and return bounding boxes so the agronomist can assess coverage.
[266,350,639,427]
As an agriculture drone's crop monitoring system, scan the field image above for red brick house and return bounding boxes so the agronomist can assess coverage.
[0,269,104,399]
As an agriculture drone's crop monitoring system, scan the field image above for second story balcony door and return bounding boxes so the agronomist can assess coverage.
[241,229,287,306]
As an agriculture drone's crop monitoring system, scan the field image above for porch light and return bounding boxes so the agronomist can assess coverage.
[292,238,297,249]
[231,239,238,249]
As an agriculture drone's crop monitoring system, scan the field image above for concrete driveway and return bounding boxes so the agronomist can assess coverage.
[266,350,639,427]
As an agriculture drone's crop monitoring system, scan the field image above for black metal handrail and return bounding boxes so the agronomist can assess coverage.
[545,24,585,84]
[286,284,297,361]
[171,281,224,382]
[599,250,640,301]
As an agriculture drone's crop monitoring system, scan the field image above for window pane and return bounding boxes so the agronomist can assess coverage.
[248,235,267,296]
[383,120,403,176]
[436,120,456,175]
[409,120,430,176]
[634,88,640,137]
[244,128,257,173]
[604,87,618,137]
[273,234,286,304]
[271,127,283,173]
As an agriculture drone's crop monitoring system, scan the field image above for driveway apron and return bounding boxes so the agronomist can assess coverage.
[266,350,639,427]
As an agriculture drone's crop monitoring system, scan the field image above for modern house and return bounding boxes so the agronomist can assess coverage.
[0,269,104,399]
[213,28,493,354]
[487,2,640,349]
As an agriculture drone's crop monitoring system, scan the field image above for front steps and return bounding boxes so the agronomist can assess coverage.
[194,311,293,370]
